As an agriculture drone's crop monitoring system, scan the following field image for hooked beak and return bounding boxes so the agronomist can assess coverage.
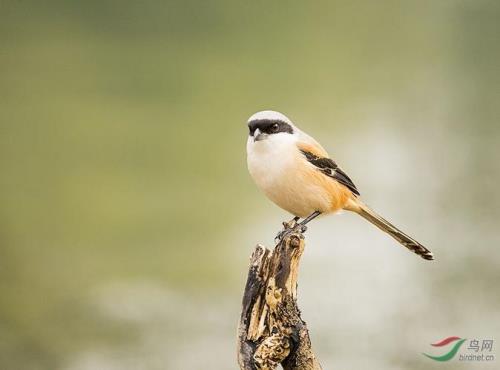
[253,128,267,142]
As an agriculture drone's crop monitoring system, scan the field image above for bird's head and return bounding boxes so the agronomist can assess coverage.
[247,110,296,143]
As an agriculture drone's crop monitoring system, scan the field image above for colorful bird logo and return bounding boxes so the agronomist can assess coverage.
[423,336,467,361]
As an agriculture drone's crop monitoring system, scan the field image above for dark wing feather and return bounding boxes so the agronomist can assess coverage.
[300,149,360,196]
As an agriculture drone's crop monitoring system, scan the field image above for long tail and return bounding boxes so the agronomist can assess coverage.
[351,201,434,261]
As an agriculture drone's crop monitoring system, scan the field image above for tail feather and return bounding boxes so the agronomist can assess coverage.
[355,203,434,261]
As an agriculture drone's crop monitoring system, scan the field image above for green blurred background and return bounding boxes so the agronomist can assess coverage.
[1,1,499,369]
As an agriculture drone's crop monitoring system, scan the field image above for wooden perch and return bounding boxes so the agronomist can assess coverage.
[237,223,322,370]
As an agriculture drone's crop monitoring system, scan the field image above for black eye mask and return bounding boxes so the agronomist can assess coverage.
[248,119,294,136]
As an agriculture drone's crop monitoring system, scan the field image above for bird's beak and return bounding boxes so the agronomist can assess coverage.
[254,128,267,142]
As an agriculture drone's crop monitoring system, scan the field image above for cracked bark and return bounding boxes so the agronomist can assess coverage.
[237,225,322,370]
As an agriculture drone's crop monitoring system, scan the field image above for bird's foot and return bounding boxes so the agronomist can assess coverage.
[274,217,306,243]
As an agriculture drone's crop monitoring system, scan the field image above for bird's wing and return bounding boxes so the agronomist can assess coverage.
[297,143,360,196]
[296,140,329,158]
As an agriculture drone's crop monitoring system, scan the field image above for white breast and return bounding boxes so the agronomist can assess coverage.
[246,133,333,218]
[247,133,295,185]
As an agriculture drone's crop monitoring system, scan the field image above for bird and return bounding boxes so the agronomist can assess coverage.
[245,110,434,261]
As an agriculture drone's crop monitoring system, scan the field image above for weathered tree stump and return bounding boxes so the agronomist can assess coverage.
[237,223,322,370]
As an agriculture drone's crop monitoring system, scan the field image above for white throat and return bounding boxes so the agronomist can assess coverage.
[246,132,298,190]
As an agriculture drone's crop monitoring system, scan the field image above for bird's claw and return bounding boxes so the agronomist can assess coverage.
[274,221,307,243]
[274,218,297,242]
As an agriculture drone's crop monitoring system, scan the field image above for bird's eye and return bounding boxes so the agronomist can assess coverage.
[271,123,279,132]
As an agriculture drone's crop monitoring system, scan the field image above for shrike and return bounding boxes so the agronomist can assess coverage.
[246,110,433,261]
